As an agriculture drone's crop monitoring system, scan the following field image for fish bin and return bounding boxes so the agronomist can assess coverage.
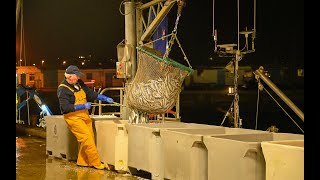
[45,115,78,161]
[261,140,304,180]
[95,119,129,172]
[160,127,268,180]
[125,122,224,179]
[203,133,304,180]
[45,114,120,161]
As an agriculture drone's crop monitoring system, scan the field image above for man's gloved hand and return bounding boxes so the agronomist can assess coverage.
[97,94,114,104]
[74,102,91,111]
[84,102,91,109]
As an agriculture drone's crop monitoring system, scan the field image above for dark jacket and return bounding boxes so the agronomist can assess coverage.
[57,78,98,114]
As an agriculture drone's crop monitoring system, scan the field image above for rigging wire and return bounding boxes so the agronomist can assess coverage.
[255,80,260,129]
[260,85,304,134]
[237,0,240,51]
[163,13,180,59]
[139,11,191,69]
[19,1,23,64]
[18,0,26,66]
[220,100,234,126]
[16,0,22,32]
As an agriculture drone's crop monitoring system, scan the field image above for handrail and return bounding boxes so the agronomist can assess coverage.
[95,86,181,122]
[254,67,304,122]
[98,87,125,116]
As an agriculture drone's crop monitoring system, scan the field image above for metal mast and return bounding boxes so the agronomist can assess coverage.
[213,0,257,128]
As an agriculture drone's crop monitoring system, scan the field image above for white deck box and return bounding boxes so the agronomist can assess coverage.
[203,133,304,180]
[160,127,268,180]
[125,122,224,179]
[95,120,129,172]
[45,114,120,161]
[45,115,78,161]
[261,140,304,180]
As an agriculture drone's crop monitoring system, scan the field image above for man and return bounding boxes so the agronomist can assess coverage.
[57,65,114,170]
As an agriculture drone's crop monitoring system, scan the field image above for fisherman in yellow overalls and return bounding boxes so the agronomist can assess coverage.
[57,65,114,170]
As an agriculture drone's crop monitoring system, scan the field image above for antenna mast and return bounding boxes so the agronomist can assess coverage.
[212,0,257,128]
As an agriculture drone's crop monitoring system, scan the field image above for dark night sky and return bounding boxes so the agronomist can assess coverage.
[16,0,304,69]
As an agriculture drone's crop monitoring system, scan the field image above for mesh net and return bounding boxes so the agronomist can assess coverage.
[127,47,192,114]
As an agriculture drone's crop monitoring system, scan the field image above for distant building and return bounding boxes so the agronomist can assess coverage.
[16,66,123,89]
[16,66,44,88]
[57,68,123,88]
[42,69,59,88]
[184,66,254,88]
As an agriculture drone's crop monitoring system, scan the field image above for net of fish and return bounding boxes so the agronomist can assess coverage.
[127,47,193,114]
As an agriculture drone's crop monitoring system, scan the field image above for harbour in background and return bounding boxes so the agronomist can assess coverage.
[17,85,304,135]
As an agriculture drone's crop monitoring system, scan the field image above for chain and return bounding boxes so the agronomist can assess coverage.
[163,13,181,59]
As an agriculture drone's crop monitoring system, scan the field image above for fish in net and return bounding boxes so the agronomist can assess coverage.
[127,46,193,115]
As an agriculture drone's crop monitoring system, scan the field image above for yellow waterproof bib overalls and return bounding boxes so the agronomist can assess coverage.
[59,84,102,167]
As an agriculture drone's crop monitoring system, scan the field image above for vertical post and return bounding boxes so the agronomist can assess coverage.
[123,0,137,120]
[16,78,18,123]
[233,50,241,128]
[120,88,124,119]
[161,114,165,124]
[18,96,21,122]
[26,91,30,126]
[124,0,137,81]
[135,2,143,47]
[176,94,180,121]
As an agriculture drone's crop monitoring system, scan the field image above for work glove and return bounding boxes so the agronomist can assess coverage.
[74,102,91,111]
[97,94,114,104]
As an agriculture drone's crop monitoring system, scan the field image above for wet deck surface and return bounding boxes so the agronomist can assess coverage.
[16,135,149,180]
